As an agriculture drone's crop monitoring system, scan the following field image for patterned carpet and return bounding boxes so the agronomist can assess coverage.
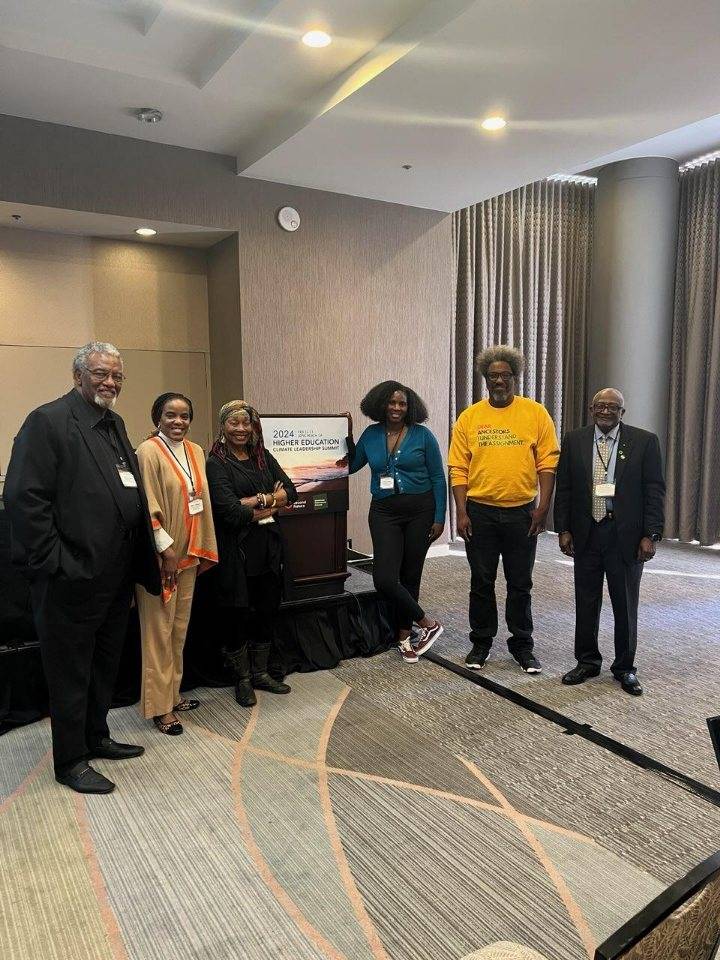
[2,539,719,960]
[0,669,686,960]
[413,536,720,788]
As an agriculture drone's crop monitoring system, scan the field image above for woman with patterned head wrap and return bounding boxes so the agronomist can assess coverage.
[206,400,298,705]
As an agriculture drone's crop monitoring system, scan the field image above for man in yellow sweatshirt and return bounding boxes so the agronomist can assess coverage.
[449,345,560,673]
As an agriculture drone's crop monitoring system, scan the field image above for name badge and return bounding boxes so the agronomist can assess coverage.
[188,497,204,515]
[379,475,395,490]
[117,466,138,488]
[257,516,276,525]
[595,482,615,497]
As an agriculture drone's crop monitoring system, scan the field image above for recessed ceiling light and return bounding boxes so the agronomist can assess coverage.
[135,227,157,237]
[136,107,163,124]
[481,116,507,131]
[302,30,332,48]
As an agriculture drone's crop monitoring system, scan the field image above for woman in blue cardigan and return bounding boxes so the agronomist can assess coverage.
[348,381,446,664]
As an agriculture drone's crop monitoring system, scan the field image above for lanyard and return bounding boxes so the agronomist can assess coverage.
[595,432,618,475]
[160,438,196,496]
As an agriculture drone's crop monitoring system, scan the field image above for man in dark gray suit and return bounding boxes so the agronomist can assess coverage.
[4,342,160,792]
[554,388,665,696]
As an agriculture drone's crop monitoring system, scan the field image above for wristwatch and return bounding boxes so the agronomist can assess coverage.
[649,533,662,542]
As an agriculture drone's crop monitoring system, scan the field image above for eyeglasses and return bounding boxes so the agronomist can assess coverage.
[487,372,513,382]
[592,402,622,412]
[84,367,126,384]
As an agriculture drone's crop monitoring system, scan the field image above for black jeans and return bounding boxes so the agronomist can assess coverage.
[30,536,134,775]
[369,491,435,631]
[465,500,537,655]
[573,519,642,675]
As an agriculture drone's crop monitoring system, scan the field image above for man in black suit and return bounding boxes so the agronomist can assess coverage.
[4,342,161,792]
[554,388,665,696]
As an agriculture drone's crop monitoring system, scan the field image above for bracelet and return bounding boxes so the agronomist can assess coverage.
[269,494,277,508]
[256,492,265,508]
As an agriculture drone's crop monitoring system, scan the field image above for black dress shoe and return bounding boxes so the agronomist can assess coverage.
[614,671,643,696]
[562,665,601,685]
[56,762,115,794]
[88,738,145,760]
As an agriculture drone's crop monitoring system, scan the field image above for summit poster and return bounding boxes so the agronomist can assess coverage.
[263,415,349,515]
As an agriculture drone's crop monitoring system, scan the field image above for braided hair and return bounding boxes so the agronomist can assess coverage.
[211,400,267,469]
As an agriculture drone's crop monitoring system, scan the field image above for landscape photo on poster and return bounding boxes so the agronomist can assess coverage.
[263,416,349,512]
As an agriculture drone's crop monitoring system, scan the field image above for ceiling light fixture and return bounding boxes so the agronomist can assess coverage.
[480,116,507,131]
[135,227,157,237]
[136,107,164,124]
[302,30,332,48]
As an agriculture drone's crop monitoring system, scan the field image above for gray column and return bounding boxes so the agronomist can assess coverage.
[588,157,679,449]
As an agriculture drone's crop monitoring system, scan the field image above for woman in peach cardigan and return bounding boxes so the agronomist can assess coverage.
[135,393,218,735]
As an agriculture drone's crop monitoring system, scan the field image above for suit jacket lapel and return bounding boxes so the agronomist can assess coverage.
[580,425,594,490]
[614,423,631,489]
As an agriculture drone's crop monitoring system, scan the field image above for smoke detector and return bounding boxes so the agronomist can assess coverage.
[136,107,163,124]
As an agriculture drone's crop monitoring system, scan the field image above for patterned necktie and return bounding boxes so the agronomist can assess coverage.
[592,436,609,521]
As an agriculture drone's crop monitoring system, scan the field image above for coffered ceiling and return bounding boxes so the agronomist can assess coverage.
[2,0,720,211]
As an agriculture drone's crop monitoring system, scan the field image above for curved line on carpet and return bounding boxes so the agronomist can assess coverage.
[189,719,598,847]
[74,793,130,960]
[316,687,392,960]
[231,703,350,960]
[459,757,596,960]
[0,749,52,815]
[426,651,720,808]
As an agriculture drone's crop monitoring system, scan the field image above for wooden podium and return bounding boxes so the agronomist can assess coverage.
[264,415,350,602]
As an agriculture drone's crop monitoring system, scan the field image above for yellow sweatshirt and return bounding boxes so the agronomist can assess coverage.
[448,396,560,507]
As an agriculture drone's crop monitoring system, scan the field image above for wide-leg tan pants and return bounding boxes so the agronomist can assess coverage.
[136,566,197,719]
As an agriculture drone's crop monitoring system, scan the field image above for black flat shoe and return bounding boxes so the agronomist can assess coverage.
[562,665,601,685]
[252,672,291,694]
[173,699,200,712]
[56,762,115,794]
[153,715,184,735]
[614,671,643,696]
[88,738,145,760]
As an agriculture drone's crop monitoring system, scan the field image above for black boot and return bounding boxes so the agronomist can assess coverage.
[251,643,291,694]
[223,646,257,707]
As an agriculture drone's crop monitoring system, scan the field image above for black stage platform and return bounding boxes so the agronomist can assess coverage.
[0,505,392,731]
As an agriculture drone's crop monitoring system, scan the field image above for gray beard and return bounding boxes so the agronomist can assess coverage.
[93,393,117,410]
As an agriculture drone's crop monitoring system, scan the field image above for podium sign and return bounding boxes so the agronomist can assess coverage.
[264,415,350,600]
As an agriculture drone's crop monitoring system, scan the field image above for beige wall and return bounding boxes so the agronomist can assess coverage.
[207,233,243,432]
[0,228,212,471]
[0,114,453,553]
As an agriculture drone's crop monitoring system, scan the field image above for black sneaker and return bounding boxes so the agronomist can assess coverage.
[465,645,488,670]
[516,652,542,674]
